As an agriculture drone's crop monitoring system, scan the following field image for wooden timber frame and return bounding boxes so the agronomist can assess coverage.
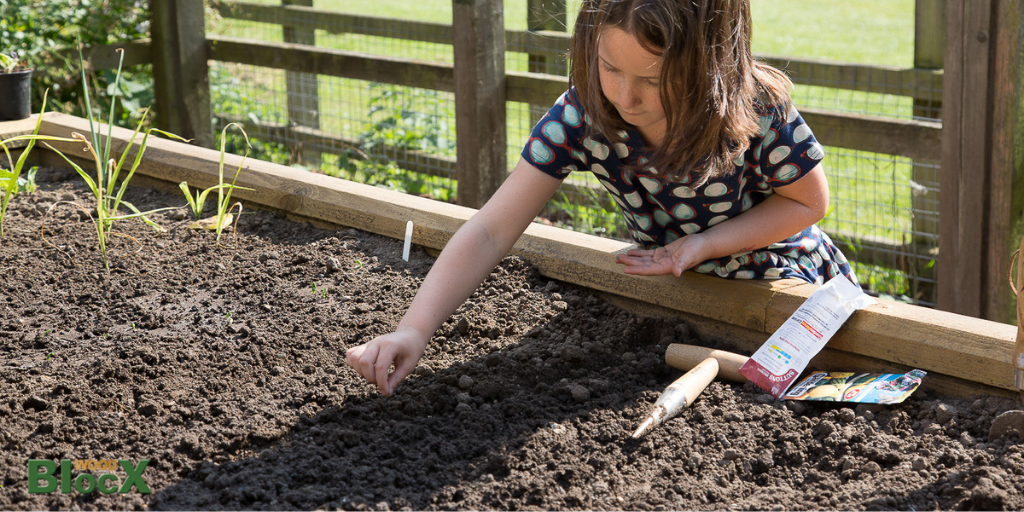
[71,0,1024,321]
[0,112,1017,399]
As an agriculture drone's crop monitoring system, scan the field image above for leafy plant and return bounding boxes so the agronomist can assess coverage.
[184,123,252,246]
[0,51,25,73]
[41,47,186,270]
[1,0,152,128]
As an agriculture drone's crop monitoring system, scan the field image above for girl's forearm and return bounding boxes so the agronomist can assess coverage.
[700,192,825,260]
[395,220,514,341]
[392,158,564,343]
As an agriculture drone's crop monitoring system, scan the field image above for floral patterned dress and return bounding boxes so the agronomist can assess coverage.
[521,89,858,285]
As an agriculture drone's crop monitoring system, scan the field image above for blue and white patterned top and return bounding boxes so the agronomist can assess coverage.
[522,89,858,285]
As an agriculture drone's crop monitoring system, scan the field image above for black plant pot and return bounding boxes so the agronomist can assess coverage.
[0,69,32,121]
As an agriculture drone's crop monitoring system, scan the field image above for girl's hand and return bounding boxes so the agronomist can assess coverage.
[345,327,428,397]
[616,233,711,277]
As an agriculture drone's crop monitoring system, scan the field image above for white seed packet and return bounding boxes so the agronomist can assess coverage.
[739,276,874,398]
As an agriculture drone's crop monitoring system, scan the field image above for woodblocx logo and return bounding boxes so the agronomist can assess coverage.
[28,459,151,494]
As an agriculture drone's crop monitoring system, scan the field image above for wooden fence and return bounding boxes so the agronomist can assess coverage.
[76,0,1021,322]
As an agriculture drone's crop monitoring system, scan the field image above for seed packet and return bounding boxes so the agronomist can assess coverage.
[739,276,874,398]
[782,369,926,404]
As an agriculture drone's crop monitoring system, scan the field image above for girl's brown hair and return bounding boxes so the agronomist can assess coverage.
[569,0,793,184]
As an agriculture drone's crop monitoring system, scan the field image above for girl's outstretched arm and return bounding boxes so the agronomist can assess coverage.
[346,158,564,396]
[617,164,830,276]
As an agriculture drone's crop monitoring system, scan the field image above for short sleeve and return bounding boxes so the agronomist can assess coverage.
[756,105,825,187]
[521,91,589,180]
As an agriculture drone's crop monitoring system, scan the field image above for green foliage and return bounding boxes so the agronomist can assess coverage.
[211,123,251,245]
[0,0,152,127]
[0,51,25,73]
[361,83,455,157]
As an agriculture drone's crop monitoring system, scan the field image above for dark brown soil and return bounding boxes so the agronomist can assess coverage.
[1,167,1024,511]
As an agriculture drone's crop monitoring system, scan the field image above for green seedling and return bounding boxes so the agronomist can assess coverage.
[184,123,252,246]
[225,311,233,323]
[39,47,188,270]
[45,352,54,361]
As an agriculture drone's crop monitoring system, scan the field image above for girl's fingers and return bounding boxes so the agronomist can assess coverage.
[375,354,395,396]
[616,254,652,266]
[354,344,381,385]
[625,248,655,257]
[388,358,417,396]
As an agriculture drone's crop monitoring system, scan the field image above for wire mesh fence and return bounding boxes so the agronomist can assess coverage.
[205,0,940,306]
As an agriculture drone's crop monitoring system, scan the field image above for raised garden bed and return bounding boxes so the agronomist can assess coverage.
[1,114,1023,510]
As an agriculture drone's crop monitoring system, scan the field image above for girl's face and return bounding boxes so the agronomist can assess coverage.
[597,27,666,145]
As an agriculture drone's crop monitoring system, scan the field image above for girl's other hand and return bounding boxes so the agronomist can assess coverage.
[345,327,428,397]
[616,233,710,277]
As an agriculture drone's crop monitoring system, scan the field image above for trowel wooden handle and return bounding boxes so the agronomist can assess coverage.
[666,344,749,383]
[668,357,720,408]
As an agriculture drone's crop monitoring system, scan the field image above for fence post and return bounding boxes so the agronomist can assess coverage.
[910,0,943,305]
[452,0,507,208]
[150,0,214,148]
[527,0,567,76]
[282,0,322,169]
[992,0,1024,324]
[939,0,1018,321]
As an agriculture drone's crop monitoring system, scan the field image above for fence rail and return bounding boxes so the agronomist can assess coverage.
[212,1,945,104]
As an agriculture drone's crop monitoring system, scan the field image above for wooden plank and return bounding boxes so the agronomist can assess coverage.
[282,0,322,168]
[208,36,456,92]
[452,0,507,208]
[768,283,1017,392]
[212,1,454,45]
[939,0,994,318]
[16,111,1019,396]
[800,108,941,162]
[757,55,944,104]
[602,292,1016,398]
[989,0,1022,323]
[150,0,214,148]
[916,0,947,69]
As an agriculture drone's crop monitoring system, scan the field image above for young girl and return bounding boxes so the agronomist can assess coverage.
[347,0,858,396]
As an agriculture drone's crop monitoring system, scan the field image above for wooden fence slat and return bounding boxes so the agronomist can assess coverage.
[208,36,457,91]
[990,0,1022,323]
[799,108,942,162]
[151,0,213,148]
[452,0,507,208]
[939,0,1001,319]
[282,0,322,168]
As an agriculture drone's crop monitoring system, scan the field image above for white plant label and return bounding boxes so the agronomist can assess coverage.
[403,221,413,262]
